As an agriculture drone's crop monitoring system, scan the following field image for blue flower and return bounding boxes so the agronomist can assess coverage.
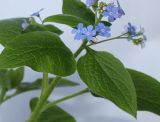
[31,8,44,17]
[126,23,137,36]
[21,19,28,31]
[96,23,111,37]
[102,5,119,22]
[82,25,96,41]
[72,23,86,40]
[116,0,125,17]
[102,3,125,22]
[86,0,96,7]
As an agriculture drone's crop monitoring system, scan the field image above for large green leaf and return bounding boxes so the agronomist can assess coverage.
[0,31,76,76]
[77,48,137,117]
[24,23,63,35]
[44,14,90,27]
[0,18,63,46]
[128,69,160,115]
[30,98,76,122]
[0,18,24,45]
[63,0,95,24]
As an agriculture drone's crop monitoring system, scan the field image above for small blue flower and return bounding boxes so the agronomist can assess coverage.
[82,25,96,41]
[126,23,137,36]
[31,8,44,17]
[72,23,86,40]
[21,19,28,31]
[86,0,96,7]
[96,23,111,37]
[102,5,119,22]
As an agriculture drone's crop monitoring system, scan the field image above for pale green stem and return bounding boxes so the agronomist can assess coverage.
[88,33,128,47]
[41,73,48,95]
[28,76,61,122]
[43,88,89,111]
[0,87,6,105]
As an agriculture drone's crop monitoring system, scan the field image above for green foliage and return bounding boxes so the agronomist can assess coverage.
[77,48,137,117]
[0,31,76,76]
[16,78,79,95]
[63,0,95,25]
[24,23,63,35]
[30,98,76,122]
[0,67,24,90]
[0,18,25,46]
[44,14,90,27]
[0,18,63,46]
[128,69,160,115]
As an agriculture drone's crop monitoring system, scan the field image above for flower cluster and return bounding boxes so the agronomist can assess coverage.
[72,23,111,41]
[125,23,147,48]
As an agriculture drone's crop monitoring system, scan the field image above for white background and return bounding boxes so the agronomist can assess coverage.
[0,0,160,122]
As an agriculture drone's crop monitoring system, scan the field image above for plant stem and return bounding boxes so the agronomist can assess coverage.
[0,87,6,105]
[41,73,48,95]
[28,76,61,122]
[28,39,88,122]
[74,40,88,58]
[43,88,89,111]
[88,34,128,47]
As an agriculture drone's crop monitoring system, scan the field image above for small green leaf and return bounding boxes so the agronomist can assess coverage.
[7,67,24,89]
[100,21,112,26]
[0,31,76,76]
[30,98,76,122]
[0,18,24,45]
[24,23,63,35]
[63,0,95,24]
[44,14,90,27]
[128,69,160,115]
[0,68,24,90]
[38,106,76,122]
[77,48,137,117]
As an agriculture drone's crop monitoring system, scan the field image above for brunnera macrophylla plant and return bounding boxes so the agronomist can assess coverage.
[0,0,160,122]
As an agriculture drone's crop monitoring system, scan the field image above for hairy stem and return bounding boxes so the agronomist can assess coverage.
[41,73,48,95]
[28,76,61,122]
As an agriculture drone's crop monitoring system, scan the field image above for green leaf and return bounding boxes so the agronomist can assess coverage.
[0,18,24,45]
[77,48,137,117]
[128,69,160,115]
[30,98,76,122]
[0,68,24,90]
[63,0,95,24]
[24,23,63,35]
[0,31,76,76]
[44,14,90,27]
[16,78,79,94]
[100,21,112,27]
[7,67,24,89]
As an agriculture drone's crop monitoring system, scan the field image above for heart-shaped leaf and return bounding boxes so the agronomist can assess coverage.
[77,48,137,117]
[44,14,90,27]
[128,69,160,115]
[0,31,76,76]
[30,98,76,122]
[63,0,95,24]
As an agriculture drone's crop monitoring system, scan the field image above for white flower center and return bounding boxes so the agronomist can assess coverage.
[101,29,105,32]
[87,32,91,36]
